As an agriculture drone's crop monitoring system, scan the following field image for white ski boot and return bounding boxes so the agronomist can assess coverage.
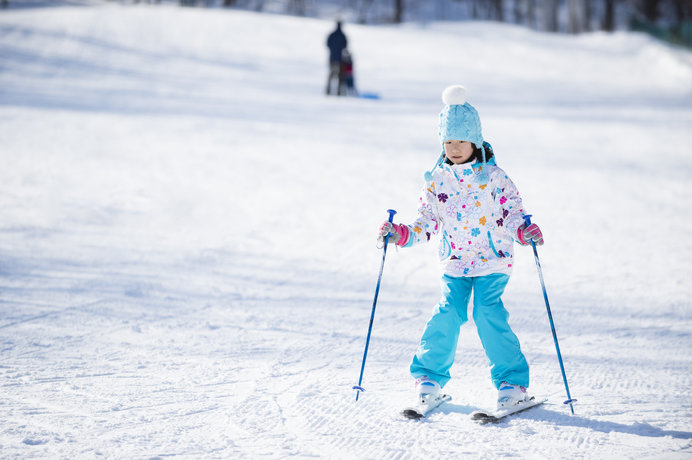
[402,377,450,419]
[415,376,441,404]
[497,382,529,411]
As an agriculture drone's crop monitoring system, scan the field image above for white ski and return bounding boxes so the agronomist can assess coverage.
[470,396,547,424]
[402,394,452,419]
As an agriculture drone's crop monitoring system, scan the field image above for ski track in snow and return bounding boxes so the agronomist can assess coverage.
[1,3,692,458]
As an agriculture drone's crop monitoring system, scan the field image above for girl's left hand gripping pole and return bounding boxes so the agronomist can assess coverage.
[353,209,397,401]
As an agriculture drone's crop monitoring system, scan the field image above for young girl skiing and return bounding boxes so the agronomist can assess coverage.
[379,85,544,412]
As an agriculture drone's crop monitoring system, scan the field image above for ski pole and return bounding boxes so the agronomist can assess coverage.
[523,215,577,415]
[353,209,397,401]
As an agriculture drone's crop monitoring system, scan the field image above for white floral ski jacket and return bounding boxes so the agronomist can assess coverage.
[402,160,526,277]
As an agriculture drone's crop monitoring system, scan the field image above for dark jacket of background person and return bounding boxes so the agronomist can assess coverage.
[327,22,347,63]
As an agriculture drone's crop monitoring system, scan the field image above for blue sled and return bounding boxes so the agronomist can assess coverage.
[359,92,381,100]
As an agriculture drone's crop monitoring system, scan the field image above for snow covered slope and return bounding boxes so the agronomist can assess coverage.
[1,4,691,458]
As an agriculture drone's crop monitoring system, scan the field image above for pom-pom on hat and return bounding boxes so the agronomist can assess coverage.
[438,85,483,149]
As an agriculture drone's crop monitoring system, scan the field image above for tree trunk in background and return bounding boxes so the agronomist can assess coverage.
[674,0,692,21]
[287,0,305,16]
[546,0,559,32]
[568,0,583,33]
[394,0,403,23]
[641,0,660,22]
[358,0,373,24]
[527,0,537,29]
[603,0,615,31]
[492,0,504,22]
[514,0,524,25]
[470,0,480,20]
[543,0,559,32]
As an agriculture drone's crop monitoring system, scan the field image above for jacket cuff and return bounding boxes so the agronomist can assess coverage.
[394,224,410,247]
[516,225,529,246]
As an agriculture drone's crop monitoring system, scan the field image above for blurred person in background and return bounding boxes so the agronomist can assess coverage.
[341,48,357,96]
[326,21,347,96]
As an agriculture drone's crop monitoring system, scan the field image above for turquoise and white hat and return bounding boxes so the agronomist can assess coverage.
[425,85,486,184]
[438,85,483,148]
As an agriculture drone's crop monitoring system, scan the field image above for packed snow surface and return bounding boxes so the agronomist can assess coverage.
[1,3,691,458]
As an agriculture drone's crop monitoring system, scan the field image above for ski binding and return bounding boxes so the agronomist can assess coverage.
[402,394,452,419]
[470,396,547,424]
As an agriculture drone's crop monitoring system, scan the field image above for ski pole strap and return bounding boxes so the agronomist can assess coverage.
[523,214,535,249]
[523,214,533,228]
[382,209,397,249]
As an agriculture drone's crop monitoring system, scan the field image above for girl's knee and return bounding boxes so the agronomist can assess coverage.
[472,303,509,325]
[433,301,467,326]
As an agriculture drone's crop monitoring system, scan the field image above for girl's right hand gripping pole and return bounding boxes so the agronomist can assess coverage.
[523,215,577,414]
[353,209,397,401]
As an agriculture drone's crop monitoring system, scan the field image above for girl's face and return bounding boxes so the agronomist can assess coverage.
[444,140,474,164]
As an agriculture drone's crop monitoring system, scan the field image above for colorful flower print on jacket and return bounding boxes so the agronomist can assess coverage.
[404,161,526,277]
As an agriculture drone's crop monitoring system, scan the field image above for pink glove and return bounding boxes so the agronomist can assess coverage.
[517,223,544,246]
[378,221,410,246]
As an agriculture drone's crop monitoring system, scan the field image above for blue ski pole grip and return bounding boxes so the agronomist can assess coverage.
[383,209,397,245]
[523,214,532,226]
[387,209,397,223]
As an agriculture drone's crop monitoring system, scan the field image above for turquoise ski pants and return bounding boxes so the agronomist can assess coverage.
[410,273,529,389]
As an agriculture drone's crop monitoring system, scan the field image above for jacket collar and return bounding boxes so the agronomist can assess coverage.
[442,161,478,174]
